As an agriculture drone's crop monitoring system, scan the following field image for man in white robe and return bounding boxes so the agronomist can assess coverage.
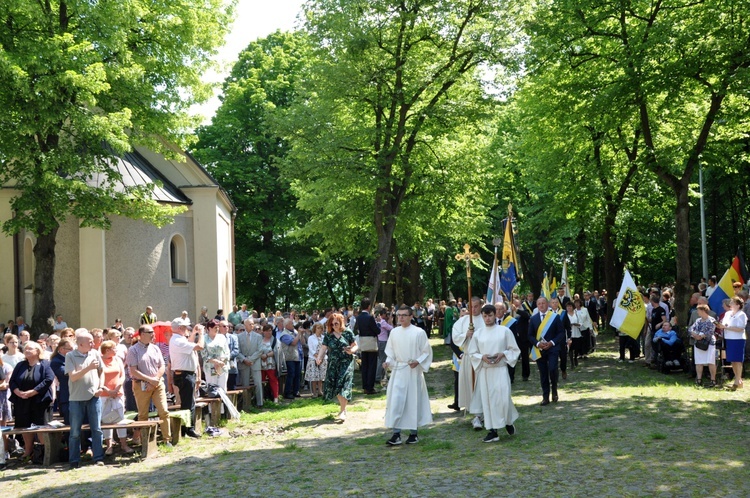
[468,304,520,442]
[383,305,433,446]
[451,296,483,429]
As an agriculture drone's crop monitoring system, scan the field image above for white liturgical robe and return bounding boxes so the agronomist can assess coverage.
[452,314,483,409]
[384,324,433,431]
[468,323,520,430]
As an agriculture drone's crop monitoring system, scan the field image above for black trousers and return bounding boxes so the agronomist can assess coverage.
[536,350,560,399]
[360,351,378,391]
[173,371,196,429]
[517,341,531,380]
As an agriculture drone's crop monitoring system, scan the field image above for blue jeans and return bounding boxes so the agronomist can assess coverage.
[69,396,103,464]
[284,361,301,397]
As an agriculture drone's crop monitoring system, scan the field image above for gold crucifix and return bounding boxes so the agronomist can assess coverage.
[455,244,480,331]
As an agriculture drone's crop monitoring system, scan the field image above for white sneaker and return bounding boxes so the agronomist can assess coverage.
[472,416,483,431]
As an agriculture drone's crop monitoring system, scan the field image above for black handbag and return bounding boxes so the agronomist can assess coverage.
[199,382,221,398]
[694,337,710,351]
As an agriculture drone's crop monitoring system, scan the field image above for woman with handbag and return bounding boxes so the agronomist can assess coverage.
[259,324,280,403]
[202,320,230,392]
[100,340,134,455]
[573,299,596,360]
[689,304,717,387]
[305,323,327,397]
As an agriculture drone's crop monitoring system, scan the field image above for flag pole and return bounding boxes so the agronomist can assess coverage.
[492,237,502,305]
[456,244,481,331]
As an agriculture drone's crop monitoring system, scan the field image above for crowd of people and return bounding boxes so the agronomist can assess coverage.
[1,279,747,469]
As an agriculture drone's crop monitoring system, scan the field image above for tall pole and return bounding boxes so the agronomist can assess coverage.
[455,244,480,331]
[699,162,708,280]
[492,237,502,304]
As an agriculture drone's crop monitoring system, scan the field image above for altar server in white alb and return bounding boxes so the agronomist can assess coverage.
[468,304,520,443]
[383,305,433,446]
[451,296,483,429]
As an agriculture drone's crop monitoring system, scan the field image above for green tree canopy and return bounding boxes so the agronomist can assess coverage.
[0,0,234,334]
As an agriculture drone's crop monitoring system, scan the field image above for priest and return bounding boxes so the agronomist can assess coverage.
[383,305,433,446]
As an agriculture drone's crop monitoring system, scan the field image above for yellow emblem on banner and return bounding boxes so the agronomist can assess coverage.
[618,287,642,314]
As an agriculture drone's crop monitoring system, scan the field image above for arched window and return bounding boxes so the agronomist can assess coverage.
[169,234,188,284]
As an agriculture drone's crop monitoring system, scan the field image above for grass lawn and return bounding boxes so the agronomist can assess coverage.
[3,334,749,497]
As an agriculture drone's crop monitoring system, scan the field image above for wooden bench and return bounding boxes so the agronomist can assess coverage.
[6,420,161,466]
[233,384,262,411]
[195,389,244,427]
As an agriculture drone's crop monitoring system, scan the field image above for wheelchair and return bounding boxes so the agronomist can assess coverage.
[652,336,689,374]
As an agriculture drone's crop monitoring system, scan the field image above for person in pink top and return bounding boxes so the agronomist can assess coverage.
[376,308,393,385]
[100,341,133,455]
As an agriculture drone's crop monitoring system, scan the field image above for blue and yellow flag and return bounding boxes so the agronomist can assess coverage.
[708,252,748,313]
[500,208,520,297]
[540,272,550,299]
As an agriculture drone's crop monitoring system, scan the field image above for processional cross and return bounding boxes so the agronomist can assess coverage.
[455,244,481,332]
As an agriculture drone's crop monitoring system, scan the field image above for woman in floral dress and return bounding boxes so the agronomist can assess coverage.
[316,313,357,421]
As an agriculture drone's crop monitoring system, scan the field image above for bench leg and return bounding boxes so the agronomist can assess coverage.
[210,400,221,427]
[140,425,158,459]
[42,432,63,466]
[170,417,182,445]
[194,406,204,434]
[242,389,253,411]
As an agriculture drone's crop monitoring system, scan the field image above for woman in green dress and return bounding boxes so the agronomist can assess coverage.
[315,313,358,422]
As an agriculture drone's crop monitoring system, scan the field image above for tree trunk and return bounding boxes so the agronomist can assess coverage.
[367,217,397,304]
[673,181,692,333]
[31,228,58,338]
[575,227,587,296]
[592,253,602,293]
[438,257,448,301]
[325,274,338,310]
[602,222,621,330]
[407,253,422,304]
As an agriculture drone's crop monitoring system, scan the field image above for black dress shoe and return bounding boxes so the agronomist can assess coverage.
[185,428,201,439]
[540,399,550,406]
[447,403,460,411]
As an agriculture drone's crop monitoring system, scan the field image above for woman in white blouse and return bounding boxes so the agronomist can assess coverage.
[573,299,594,362]
[717,297,747,390]
[304,323,327,397]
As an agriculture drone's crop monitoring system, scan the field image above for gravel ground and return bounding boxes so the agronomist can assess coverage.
[3,337,750,497]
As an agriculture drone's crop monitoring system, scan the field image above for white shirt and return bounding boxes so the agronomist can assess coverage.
[169,333,199,372]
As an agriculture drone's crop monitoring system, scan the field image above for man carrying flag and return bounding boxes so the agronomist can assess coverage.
[609,269,647,342]
[708,252,749,314]
[527,297,565,405]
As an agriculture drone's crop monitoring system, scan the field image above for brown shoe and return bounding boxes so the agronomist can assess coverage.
[562,371,567,380]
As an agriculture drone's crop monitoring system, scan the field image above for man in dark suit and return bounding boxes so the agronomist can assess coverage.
[495,302,521,383]
[356,298,380,394]
[527,297,566,405]
[512,298,532,381]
